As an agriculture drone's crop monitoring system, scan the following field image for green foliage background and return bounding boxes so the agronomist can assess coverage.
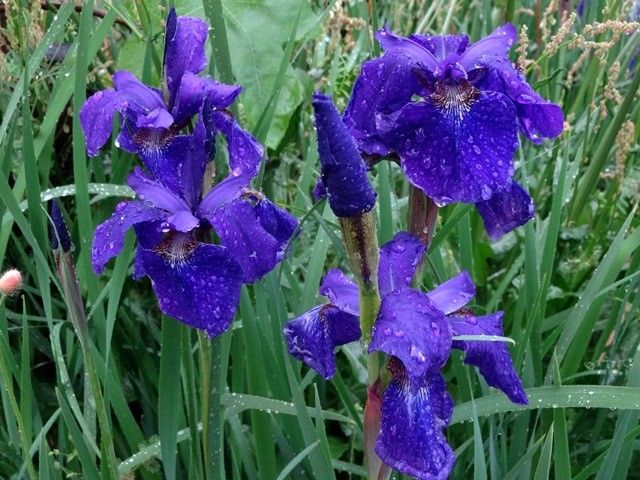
[0,0,639,478]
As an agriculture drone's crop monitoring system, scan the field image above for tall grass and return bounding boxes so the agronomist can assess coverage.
[0,0,639,479]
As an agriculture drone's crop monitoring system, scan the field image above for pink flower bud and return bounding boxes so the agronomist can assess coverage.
[0,269,22,296]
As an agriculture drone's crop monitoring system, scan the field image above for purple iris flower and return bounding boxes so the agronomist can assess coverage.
[343,24,563,239]
[312,92,376,217]
[79,7,241,181]
[284,232,527,478]
[92,114,298,337]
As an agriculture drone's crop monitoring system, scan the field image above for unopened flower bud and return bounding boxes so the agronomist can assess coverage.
[0,269,22,296]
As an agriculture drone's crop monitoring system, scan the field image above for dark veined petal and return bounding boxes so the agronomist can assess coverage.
[449,312,528,404]
[283,305,360,379]
[476,182,535,240]
[426,271,476,315]
[126,167,190,214]
[313,92,377,217]
[384,90,518,205]
[378,231,425,297]
[163,8,208,108]
[377,359,455,480]
[80,89,127,156]
[205,110,263,179]
[343,28,435,156]
[171,72,243,126]
[136,243,243,337]
[459,23,517,71]
[369,289,452,381]
[92,201,164,274]
[206,196,295,283]
[319,268,359,315]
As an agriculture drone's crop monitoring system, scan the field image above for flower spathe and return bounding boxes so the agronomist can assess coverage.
[283,232,527,479]
[87,9,298,336]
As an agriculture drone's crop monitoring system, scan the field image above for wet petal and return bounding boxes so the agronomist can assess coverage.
[476,182,535,240]
[113,71,172,127]
[377,361,455,480]
[163,9,208,107]
[126,167,190,214]
[283,305,360,379]
[411,33,469,62]
[137,243,243,337]
[253,197,298,260]
[383,90,518,204]
[205,110,263,178]
[450,312,528,404]
[207,197,294,283]
[319,268,359,315]
[343,29,434,156]
[166,210,200,232]
[198,173,251,218]
[171,73,242,126]
[79,89,127,156]
[369,289,452,381]
[378,231,425,297]
[426,271,476,315]
[313,92,376,217]
[459,23,517,71]
[92,201,164,274]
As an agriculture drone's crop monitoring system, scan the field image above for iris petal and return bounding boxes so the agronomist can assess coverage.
[449,312,528,404]
[136,243,243,337]
[92,201,164,274]
[476,182,535,240]
[319,269,359,315]
[382,90,518,205]
[369,289,452,381]
[377,364,455,480]
[79,89,127,156]
[378,232,425,297]
[126,167,190,213]
[426,271,476,315]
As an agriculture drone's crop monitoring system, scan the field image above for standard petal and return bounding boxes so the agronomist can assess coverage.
[313,92,377,217]
[92,201,164,274]
[164,9,208,107]
[126,167,190,214]
[377,362,455,480]
[284,305,360,379]
[369,289,452,381]
[205,110,263,178]
[137,243,243,337]
[378,231,425,297]
[459,23,517,70]
[449,312,528,404]
[80,89,126,156]
[384,90,518,204]
[343,30,432,156]
[319,268,359,315]
[476,182,535,240]
[426,271,476,315]
[207,197,292,283]
[411,33,469,62]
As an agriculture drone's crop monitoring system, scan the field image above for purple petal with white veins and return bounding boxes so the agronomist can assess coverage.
[126,167,190,214]
[377,360,455,480]
[476,182,535,240]
[92,201,164,274]
[426,271,476,315]
[449,312,528,404]
[207,197,293,283]
[319,269,359,315]
[283,305,360,379]
[313,92,377,217]
[382,90,518,204]
[369,289,452,381]
[80,89,127,156]
[163,10,208,108]
[137,243,243,337]
[378,231,425,297]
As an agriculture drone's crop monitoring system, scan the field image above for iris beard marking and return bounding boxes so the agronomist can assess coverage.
[154,231,199,267]
[430,79,480,121]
